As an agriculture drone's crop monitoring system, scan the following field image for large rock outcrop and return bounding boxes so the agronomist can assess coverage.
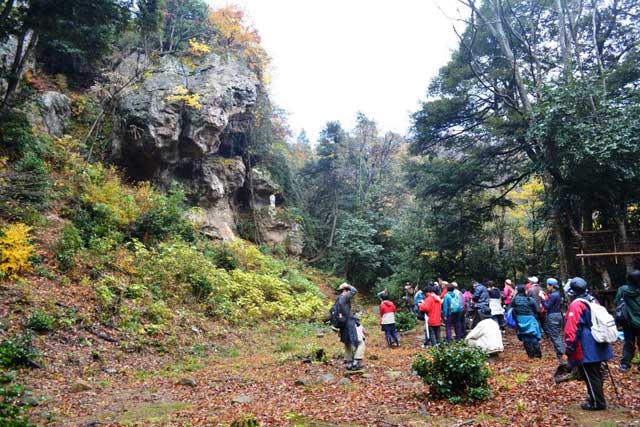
[110,52,302,252]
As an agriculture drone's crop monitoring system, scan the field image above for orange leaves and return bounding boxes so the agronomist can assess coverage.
[209,5,269,77]
[209,5,261,48]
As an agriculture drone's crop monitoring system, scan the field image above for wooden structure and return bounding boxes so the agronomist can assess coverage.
[573,229,640,260]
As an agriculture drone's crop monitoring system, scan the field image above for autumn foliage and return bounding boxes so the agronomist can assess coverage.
[0,223,35,279]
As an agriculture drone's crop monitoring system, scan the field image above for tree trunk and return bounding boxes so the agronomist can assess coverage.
[0,0,14,27]
[615,210,633,273]
[1,28,37,116]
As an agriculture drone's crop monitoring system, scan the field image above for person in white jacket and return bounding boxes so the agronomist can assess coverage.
[465,307,504,355]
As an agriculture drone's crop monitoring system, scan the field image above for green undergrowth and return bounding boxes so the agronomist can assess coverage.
[1,130,329,330]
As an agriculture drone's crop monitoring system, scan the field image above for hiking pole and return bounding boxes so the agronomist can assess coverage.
[604,362,621,401]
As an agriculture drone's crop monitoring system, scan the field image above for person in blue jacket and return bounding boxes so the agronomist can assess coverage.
[542,278,566,362]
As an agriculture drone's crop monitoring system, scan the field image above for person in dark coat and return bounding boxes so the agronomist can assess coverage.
[565,277,613,410]
[542,278,566,362]
[336,283,359,370]
[471,281,490,328]
[615,270,640,372]
[511,284,542,358]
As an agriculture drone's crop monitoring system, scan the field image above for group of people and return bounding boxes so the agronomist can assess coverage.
[333,270,640,411]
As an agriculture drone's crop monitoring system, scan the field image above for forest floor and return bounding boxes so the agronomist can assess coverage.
[11,298,640,427]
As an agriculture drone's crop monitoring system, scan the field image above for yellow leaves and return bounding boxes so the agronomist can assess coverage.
[165,85,202,110]
[188,39,211,57]
[0,223,35,279]
[420,250,438,258]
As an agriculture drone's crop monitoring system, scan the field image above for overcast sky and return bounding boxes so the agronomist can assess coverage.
[229,0,465,143]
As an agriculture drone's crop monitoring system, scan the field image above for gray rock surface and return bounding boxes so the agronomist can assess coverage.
[111,51,304,246]
[178,377,197,387]
[70,379,92,393]
[231,394,253,404]
[40,91,71,137]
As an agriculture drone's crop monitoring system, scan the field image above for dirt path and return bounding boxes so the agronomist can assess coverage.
[24,307,640,426]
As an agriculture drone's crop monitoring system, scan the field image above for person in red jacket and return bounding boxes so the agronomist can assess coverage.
[420,286,442,348]
[379,294,400,348]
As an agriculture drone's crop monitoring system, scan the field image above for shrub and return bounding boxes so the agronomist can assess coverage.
[145,301,172,325]
[203,242,238,271]
[27,310,55,332]
[132,186,194,243]
[133,239,326,323]
[0,152,51,221]
[0,378,34,427]
[412,340,491,403]
[395,311,417,332]
[55,223,83,271]
[0,111,42,161]
[0,223,35,279]
[0,333,39,368]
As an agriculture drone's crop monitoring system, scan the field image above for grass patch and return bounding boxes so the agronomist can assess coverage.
[117,401,191,425]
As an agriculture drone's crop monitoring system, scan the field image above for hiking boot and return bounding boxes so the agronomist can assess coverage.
[581,402,606,411]
[350,359,364,370]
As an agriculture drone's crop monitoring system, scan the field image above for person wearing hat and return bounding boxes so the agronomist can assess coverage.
[564,277,613,410]
[614,270,640,372]
[335,283,361,370]
[526,276,545,316]
[502,279,514,306]
[511,284,542,358]
[542,278,566,362]
[465,306,504,356]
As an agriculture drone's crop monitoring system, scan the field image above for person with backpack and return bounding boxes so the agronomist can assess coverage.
[419,286,442,347]
[542,278,566,363]
[414,285,425,317]
[615,270,640,372]
[443,282,464,341]
[333,283,361,370]
[511,284,542,358]
[565,277,613,410]
[379,293,400,348]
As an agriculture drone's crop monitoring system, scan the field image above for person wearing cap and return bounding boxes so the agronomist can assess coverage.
[564,277,613,410]
[542,278,566,362]
[511,284,542,358]
[527,276,545,314]
[466,306,504,356]
[502,279,514,306]
[614,270,640,372]
[335,283,361,370]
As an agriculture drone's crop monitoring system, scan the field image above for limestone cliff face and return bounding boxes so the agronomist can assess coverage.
[109,52,302,254]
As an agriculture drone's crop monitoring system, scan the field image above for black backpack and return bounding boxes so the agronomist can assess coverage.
[615,287,629,327]
[329,298,346,328]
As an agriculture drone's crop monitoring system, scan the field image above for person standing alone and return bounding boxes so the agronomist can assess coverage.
[379,294,400,348]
